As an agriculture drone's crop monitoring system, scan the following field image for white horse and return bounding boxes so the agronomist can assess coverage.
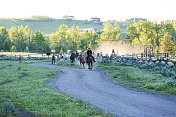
[54,54,60,63]
[63,53,69,60]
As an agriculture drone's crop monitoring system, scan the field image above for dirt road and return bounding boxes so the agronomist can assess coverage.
[30,62,176,117]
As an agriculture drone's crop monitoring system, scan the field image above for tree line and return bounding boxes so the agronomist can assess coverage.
[49,24,101,53]
[0,25,50,53]
[1,20,175,54]
[127,20,176,54]
[49,22,121,54]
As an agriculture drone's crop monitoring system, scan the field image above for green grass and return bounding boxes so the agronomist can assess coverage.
[0,61,112,117]
[97,62,176,95]
[0,18,129,34]
[0,19,103,34]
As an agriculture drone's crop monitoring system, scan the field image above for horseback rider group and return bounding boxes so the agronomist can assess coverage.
[86,48,96,63]
[70,48,96,63]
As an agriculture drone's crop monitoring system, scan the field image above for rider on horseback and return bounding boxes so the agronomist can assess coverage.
[86,48,96,62]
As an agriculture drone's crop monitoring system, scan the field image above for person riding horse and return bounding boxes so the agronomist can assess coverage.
[86,48,96,62]
[70,52,75,63]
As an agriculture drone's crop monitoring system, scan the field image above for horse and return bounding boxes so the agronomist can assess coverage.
[52,54,56,65]
[63,53,69,60]
[55,54,60,63]
[79,55,86,67]
[70,53,75,63]
[86,55,93,70]
[19,56,23,63]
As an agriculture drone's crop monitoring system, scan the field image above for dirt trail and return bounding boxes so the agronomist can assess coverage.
[30,62,176,117]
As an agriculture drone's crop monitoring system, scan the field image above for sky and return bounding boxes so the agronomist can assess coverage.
[0,0,175,22]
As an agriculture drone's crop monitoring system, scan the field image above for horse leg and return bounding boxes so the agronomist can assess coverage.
[91,62,93,70]
[88,63,90,69]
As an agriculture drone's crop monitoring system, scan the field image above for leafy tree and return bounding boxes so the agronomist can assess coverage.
[101,22,121,39]
[101,22,113,39]
[3,39,11,50]
[0,27,9,50]
[31,31,49,53]
[67,24,80,52]
[160,32,175,53]
[127,20,176,53]
[112,22,121,39]
[78,31,100,52]
[8,25,30,51]
[50,24,68,53]
[10,46,16,52]
[26,46,29,52]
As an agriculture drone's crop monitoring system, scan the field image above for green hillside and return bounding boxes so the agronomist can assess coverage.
[0,18,130,34]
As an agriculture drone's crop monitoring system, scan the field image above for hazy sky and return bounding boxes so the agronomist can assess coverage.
[0,0,175,22]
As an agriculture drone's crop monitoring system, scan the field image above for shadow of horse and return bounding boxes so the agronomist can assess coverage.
[86,56,93,70]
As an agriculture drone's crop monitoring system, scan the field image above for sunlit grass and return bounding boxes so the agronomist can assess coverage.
[97,63,176,95]
[0,61,112,116]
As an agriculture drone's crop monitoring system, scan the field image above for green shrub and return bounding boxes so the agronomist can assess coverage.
[0,101,18,116]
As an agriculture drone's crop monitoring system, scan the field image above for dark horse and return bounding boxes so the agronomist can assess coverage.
[70,53,75,63]
[52,54,56,65]
[86,55,93,70]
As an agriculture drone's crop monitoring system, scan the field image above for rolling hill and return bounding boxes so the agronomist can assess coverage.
[0,18,130,35]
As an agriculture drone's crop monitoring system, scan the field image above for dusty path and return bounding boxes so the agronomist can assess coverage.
[30,62,176,117]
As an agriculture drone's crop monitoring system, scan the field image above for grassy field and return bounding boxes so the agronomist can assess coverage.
[0,18,129,34]
[96,62,176,95]
[0,60,112,117]
[0,18,103,34]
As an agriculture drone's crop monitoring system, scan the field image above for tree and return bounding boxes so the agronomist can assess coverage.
[3,39,11,50]
[160,32,175,53]
[67,24,80,52]
[8,25,30,51]
[112,22,121,39]
[10,46,16,52]
[101,22,121,39]
[101,22,113,39]
[78,31,100,52]
[50,24,68,53]
[127,21,163,52]
[31,31,49,53]
[0,27,9,50]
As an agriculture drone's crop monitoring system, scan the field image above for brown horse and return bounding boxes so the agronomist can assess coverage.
[86,56,93,70]
[52,54,56,65]
[19,56,23,63]
[79,55,86,67]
